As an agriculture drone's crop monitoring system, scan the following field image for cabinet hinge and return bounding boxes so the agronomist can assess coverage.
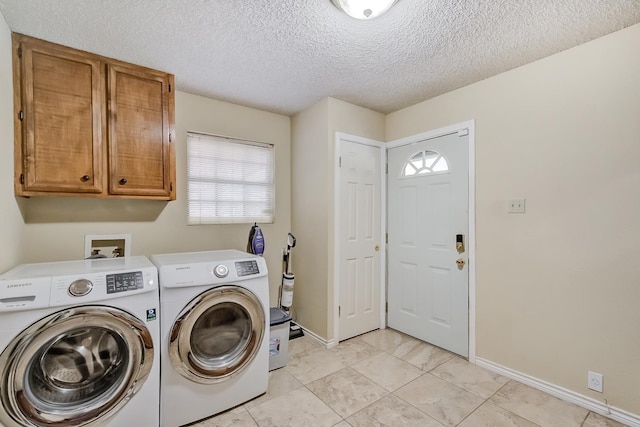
[17,47,22,58]
[18,111,24,121]
[168,83,171,93]
[339,156,341,168]
[20,174,24,185]
[169,133,172,142]
[170,182,173,192]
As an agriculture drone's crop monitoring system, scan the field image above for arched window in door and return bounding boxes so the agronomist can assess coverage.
[401,150,449,177]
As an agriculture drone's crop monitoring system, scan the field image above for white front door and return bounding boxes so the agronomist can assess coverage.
[387,131,469,357]
[338,139,382,341]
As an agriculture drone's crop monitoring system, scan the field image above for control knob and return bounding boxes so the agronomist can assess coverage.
[213,264,229,278]
[68,279,93,297]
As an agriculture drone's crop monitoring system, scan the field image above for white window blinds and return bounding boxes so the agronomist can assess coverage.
[187,132,274,225]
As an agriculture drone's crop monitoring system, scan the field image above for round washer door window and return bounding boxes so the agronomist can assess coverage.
[0,306,154,427]
[169,286,265,384]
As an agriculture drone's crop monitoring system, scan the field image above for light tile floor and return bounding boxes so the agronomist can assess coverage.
[193,328,628,427]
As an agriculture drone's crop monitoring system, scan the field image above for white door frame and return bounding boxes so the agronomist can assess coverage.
[333,132,386,345]
[386,120,476,363]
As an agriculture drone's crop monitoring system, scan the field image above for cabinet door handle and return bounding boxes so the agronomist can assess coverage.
[81,175,90,182]
[119,178,128,185]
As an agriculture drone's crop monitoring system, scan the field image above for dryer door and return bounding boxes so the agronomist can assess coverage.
[0,306,154,427]
[169,285,265,384]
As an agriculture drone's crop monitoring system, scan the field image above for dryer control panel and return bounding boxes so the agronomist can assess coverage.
[152,251,268,288]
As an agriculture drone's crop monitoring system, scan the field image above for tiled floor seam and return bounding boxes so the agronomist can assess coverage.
[579,411,590,426]
[388,385,447,426]
[486,379,543,426]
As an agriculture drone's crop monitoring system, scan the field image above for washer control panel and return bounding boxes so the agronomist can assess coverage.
[0,257,158,311]
[106,271,144,294]
[50,267,156,305]
[235,260,260,277]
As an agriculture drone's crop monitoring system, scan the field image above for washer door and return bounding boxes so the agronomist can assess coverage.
[169,285,265,384]
[0,306,154,427]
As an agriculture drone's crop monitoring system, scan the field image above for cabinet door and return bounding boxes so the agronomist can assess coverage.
[108,64,174,199]
[18,39,103,194]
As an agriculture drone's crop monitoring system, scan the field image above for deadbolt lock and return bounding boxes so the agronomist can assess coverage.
[456,258,466,269]
[456,234,465,253]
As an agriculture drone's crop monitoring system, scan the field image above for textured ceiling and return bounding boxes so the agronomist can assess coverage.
[1,1,640,115]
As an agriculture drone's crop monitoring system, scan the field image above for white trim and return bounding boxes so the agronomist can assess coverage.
[385,119,476,362]
[293,323,336,348]
[476,358,640,427]
[333,132,386,343]
[467,120,476,363]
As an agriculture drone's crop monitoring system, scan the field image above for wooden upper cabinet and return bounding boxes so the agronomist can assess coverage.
[16,37,103,194]
[12,33,176,200]
[108,64,174,198]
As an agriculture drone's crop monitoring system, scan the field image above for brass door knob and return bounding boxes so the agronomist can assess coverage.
[374,245,380,252]
[456,258,466,269]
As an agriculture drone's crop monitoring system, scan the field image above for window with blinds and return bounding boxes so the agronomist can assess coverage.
[187,133,274,225]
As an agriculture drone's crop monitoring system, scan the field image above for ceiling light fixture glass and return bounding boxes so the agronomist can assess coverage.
[331,0,398,20]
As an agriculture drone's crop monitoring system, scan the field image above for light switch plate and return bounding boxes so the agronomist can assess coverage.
[508,198,526,213]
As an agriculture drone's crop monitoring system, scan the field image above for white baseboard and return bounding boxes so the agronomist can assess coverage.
[475,358,640,427]
[291,322,337,348]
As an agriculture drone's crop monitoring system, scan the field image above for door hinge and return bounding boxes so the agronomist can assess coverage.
[386,233,388,244]
[17,47,22,58]
[339,156,341,168]
[338,305,341,317]
[385,302,388,313]
[385,162,388,174]
[20,173,24,185]
[18,111,24,121]
[168,83,171,93]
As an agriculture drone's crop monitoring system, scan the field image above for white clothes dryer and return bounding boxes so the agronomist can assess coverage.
[0,257,160,427]
[151,250,269,427]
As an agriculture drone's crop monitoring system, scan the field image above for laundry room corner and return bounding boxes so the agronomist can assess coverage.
[0,11,25,273]
[17,90,291,305]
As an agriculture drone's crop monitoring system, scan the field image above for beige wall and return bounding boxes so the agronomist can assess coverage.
[291,97,384,339]
[291,99,330,336]
[386,23,640,416]
[19,91,291,303]
[0,13,25,273]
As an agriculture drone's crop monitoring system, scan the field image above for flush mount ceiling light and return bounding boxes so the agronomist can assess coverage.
[331,0,399,20]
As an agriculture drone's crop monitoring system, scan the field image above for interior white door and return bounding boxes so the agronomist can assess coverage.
[387,131,469,356]
[338,140,381,341]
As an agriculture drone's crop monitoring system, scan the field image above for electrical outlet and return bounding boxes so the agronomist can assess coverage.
[508,198,526,213]
[588,371,603,393]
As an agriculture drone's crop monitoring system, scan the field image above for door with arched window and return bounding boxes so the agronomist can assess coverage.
[387,130,469,357]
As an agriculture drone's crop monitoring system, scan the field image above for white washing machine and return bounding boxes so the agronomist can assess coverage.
[0,257,160,427]
[151,250,269,427]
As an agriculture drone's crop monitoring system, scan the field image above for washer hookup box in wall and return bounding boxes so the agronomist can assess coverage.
[269,307,291,371]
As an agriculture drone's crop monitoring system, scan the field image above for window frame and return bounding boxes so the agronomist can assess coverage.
[186,132,275,225]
